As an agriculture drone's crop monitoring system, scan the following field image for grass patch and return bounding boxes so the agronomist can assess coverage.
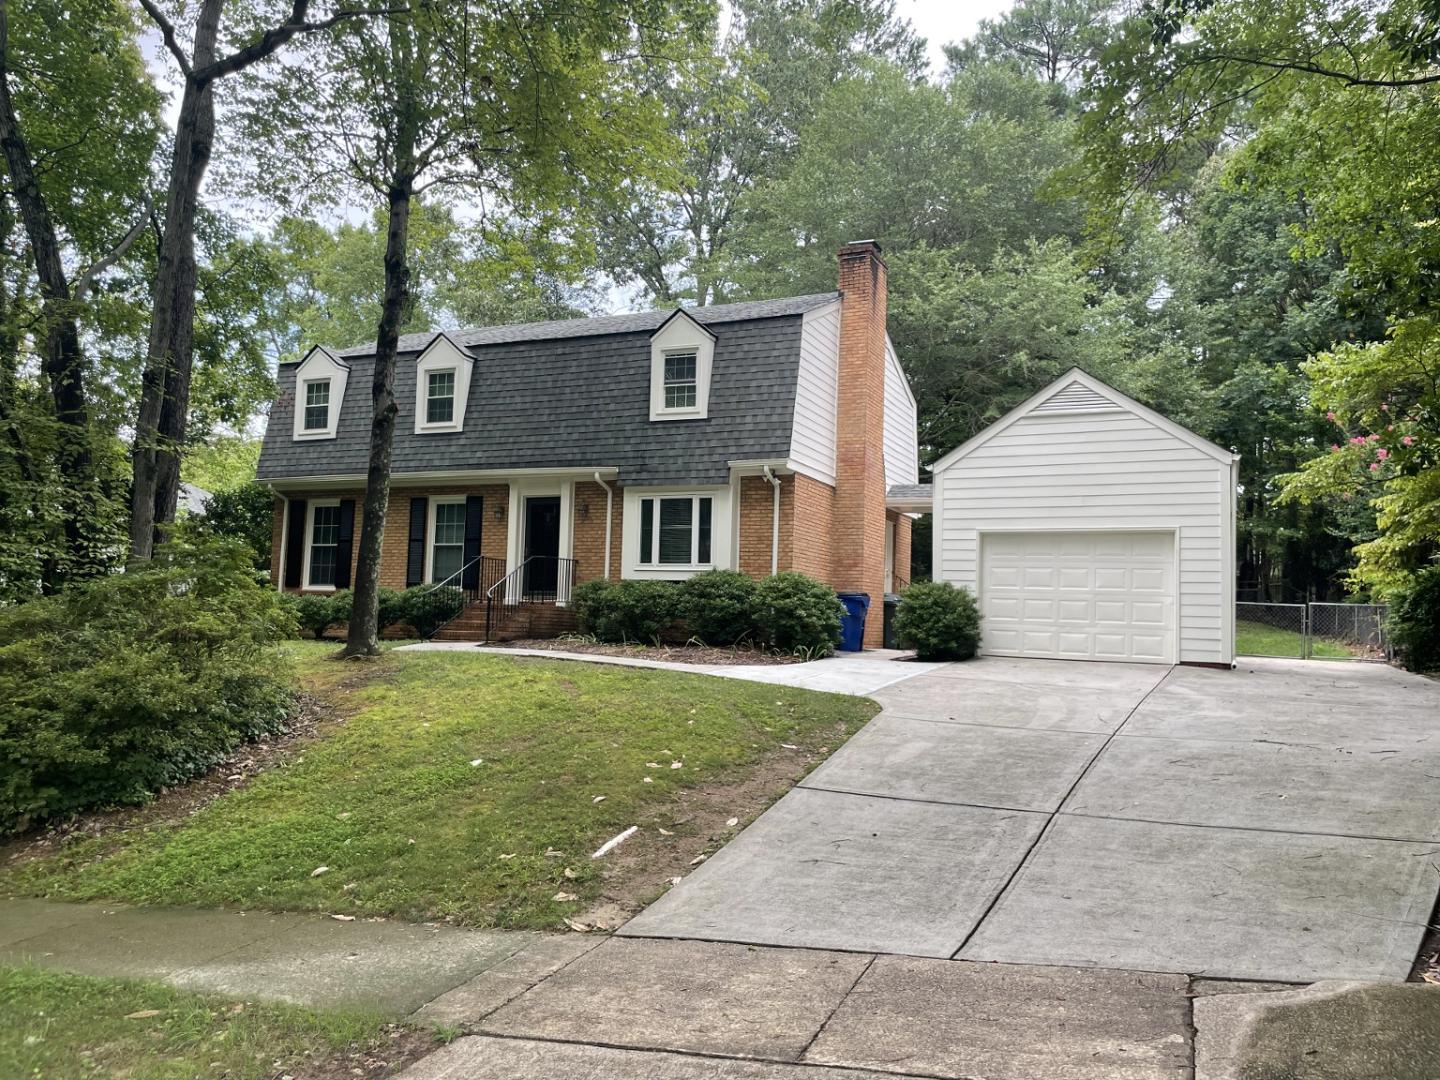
[2,649,874,928]
[0,965,411,1080]
[1235,619,1354,659]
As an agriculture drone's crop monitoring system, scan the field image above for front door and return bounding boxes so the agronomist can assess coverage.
[523,496,562,598]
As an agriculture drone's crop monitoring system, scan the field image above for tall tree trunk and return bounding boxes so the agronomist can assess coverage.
[128,0,221,563]
[344,174,414,657]
[0,0,92,583]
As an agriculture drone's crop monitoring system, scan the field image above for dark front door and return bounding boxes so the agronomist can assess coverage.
[523,496,561,598]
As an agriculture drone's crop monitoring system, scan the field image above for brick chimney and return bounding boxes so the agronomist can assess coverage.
[833,240,888,647]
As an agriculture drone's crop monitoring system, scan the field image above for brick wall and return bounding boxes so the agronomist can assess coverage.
[833,241,890,646]
[737,475,790,578]
[571,480,623,583]
[272,485,509,593]
[791,474,837,583]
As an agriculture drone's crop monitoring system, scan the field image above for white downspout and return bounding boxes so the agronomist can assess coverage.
[762,466,781,576]
[593,472,614,581]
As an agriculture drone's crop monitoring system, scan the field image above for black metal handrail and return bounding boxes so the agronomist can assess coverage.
[423,555,507,637]
[485,555,578,640]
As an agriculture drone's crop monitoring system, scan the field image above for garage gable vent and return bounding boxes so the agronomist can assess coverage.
[1033,380,1119,414]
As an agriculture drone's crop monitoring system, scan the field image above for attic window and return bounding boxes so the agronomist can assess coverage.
[426,370,455,424]
[663,351,698,409]
[649,309,714,421]
[303,380,330,431]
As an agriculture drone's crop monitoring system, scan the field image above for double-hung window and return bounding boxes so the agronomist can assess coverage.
[306,503,341,587]
[638,495,712,566]
[426,370,455,425]
[430,501,466,583]
[662,351,698,410]
[303,379,330,431]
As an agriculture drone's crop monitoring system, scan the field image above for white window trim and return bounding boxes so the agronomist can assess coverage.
[291,346,349,441]
[649,309,715,421]
[414,333,473,434]
[622,486,732,580]
[424,368,458,427]
[636,493,714,570]
[302,498,342,591]
[425,496,468,584]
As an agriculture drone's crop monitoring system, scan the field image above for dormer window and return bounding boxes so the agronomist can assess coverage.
[414,333,472,433]
[426,370,456,424]
[303,379,331,431]
[649,309,715,421]
[291,346,349,441]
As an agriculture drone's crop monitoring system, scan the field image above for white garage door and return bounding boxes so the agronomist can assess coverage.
[980,531,1176,664]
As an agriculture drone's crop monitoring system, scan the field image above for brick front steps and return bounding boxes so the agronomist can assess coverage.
[430,601,579,643]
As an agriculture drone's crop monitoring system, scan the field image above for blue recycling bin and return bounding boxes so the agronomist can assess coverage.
[837,592,871,652]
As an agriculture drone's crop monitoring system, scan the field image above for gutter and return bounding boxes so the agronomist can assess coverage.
[762,465,781,576]
[593,472,615,580]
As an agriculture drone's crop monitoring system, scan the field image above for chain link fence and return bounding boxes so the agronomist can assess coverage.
[1235,602,1390,661]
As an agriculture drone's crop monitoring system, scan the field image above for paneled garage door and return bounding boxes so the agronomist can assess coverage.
[980,531,1176,664]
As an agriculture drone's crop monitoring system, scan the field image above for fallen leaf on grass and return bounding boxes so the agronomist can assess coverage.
[544,848,564,858]
[330,914,355,922]
[670,762,683,770]
[125,1010,162,1020]
[311,866,330,877]
[658,828,674,836]
[470,758,484,767]
[646,762,662,769]
[563,918,593,933]
[563,867,577,879]
[592,795,606,804]
[552,892,578,902]
[689,854,707,866]
[781,743,799,750]
[498,853,517,861]
[726,817,739,827]
[642,777,653,784]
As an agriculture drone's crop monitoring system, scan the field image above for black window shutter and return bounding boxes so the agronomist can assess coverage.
[284,498,307,588]
[462,496,483,589]
[406,497,428,587]
[334,499,356,589]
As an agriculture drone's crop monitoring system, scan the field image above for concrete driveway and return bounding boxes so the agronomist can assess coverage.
[622,656,1440,983]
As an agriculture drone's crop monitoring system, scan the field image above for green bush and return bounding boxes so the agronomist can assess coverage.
[894,580,981,661]
[572,579,679,643]
[753,572,844,657]
[399,585,465,638]
[284,590,349,640]
[680,570,759,646]
[377,588,409,631]
[1389,567,1440,673]
[0,540,296,835]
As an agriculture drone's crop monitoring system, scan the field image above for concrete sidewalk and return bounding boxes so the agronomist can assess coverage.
[397,643,946,696]
[0,898,584,1015]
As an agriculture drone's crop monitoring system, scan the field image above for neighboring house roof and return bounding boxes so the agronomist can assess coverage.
[885,483,932,512]
[929,367,1237,474]
[258,294,841,487]
[178,482,211,516]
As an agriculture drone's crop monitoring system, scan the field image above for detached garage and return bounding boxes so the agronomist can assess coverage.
[930,369,1238,666]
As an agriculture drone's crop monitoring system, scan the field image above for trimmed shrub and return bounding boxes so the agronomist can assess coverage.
[399,585,465,638]
[377,588,409,632]
[894,580,981,661]
[572,579,679,644]
[0,539,295,835]
[572,578,622,641]
[680,570,759,646]
[285,591,347,640]
[753,572,844,657]
[1389,567,1440,673]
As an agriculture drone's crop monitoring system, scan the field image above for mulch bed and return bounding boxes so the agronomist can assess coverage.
[489,638,806,666]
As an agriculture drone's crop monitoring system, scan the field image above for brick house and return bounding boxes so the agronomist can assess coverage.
[256,241,923,646]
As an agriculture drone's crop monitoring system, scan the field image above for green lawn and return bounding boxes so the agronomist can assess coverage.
[3,645,875,928]
[0,966,413,1080]
[1235,619,1355,659]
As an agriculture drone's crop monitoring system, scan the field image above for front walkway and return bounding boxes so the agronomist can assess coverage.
[398,642,948,696]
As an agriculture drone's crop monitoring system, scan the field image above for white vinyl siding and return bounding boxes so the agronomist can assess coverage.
[883,338,919,489]
[789,301,840,484]
[935,406,1233,665]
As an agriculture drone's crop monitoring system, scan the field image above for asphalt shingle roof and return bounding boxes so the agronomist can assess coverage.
[257,293,840,487]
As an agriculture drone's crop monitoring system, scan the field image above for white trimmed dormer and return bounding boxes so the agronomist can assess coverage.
[291,346,349,441]
[649,309,716,422]
[414,332,474,434]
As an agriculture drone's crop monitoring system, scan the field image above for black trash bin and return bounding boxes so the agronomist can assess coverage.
[882,593,900,649]
[836,592,871,652]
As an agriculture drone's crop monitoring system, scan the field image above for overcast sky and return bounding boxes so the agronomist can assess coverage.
[898,0,1014,70]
